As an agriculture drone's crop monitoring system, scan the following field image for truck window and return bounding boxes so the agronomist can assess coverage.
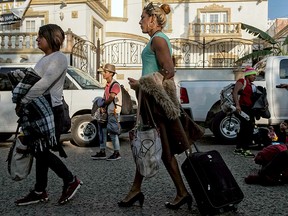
[0,73,11,91]
[280,59,288,79]
[0,67,24,91]
[64,77,77,90]
[254,59,266,81]
[67,66,102,89]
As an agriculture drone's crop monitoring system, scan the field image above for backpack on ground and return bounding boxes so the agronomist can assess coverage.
[110,81,133,115]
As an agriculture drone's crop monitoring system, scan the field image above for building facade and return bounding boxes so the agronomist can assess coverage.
[0,0,271,84]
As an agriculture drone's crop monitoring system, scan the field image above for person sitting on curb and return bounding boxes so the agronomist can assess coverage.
[275,121,288,144]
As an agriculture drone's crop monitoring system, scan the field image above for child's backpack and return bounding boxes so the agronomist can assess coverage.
[220,79,246,114]
[109,81,133,115]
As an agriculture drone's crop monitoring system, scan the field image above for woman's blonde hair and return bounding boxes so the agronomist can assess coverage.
[144,2,171,28]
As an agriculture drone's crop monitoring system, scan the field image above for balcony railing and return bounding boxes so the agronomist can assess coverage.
[189,22,242,40]
[0,28,83,54]
[0,31,254,69]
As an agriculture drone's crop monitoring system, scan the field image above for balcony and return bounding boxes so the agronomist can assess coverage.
[189,22,242,41]
[0,28,83,56]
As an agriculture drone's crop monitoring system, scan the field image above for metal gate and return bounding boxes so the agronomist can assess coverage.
[70,37,255,78]
[170,37,254,68]
[100,37,255,68]
[70,39,101,80]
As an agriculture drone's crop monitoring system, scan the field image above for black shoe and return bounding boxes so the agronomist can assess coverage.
[118,192,144,207]
[91,151,106,160]
[165,194,192,210]
[106,152,121,161]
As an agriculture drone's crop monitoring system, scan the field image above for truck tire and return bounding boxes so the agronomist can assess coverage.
[212,111,240,144]
[71,114,99,147]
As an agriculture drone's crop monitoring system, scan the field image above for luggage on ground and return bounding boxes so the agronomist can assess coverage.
[181,146,244,216]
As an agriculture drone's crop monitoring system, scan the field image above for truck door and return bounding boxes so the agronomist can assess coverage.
[272,58,288,120]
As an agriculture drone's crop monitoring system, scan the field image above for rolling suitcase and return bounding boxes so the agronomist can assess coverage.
[181,145,244,216]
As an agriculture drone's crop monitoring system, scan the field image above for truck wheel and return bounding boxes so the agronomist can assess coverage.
[71,114,98,147]
[0,133,12,142]
[212,111,240,144]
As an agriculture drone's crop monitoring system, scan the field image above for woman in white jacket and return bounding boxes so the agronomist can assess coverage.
[15,24,82,206]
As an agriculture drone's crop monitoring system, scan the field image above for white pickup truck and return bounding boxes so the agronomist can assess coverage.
[179,56,288,143]
[0,64,136,147]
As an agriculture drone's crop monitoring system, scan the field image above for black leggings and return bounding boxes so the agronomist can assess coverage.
[236,106,255,150]
[34,150,73,191]
[34,104,73,192]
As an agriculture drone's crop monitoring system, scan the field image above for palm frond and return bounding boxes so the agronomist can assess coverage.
[241,23,277,44]
[235,50,273,63]
[283,35,288,46]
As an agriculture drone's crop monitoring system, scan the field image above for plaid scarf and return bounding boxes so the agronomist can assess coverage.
[20,96,57,153]
[11,68,41,103]
[11,68,57,153]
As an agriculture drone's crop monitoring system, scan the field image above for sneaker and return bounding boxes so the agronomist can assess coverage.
[91,151,106,160]
[233,148,243,155]
[242,150,255,158]
[106,152,121,161]
[15,190,48,206]
[58,176,83,205]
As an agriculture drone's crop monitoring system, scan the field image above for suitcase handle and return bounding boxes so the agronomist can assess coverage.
[185,142,200,158]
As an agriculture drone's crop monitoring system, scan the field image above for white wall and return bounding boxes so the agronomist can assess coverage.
[105,1,268,41]
[105,0,144,39]
[32,4,106,41]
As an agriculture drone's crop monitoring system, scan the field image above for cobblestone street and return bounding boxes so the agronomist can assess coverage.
[1,133,288,216]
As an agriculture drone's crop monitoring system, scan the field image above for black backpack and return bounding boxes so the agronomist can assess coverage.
[109,81,133,115]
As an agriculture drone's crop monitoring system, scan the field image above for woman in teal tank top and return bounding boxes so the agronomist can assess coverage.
[141,31,172,76]
[119,2,192,211]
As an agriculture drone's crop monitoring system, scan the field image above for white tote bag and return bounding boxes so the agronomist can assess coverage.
[129,89,162,178]
[130,126,162,178]
[7,134,33,181]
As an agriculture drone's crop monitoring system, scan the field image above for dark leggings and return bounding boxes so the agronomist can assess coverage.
[34,105,73,192]
[236,106,255,150]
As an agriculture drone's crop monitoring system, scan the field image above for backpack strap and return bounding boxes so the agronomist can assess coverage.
[109,81,118,94]
[242,79,246,90]
[107,81,121,107]
[242,78,257,93]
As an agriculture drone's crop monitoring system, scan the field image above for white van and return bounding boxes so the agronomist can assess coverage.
[0,64,136,147]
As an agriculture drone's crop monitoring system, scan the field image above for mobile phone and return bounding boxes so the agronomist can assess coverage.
[276,85,282,88]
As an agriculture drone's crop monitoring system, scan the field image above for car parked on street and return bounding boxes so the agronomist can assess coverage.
[0,64,136,147]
